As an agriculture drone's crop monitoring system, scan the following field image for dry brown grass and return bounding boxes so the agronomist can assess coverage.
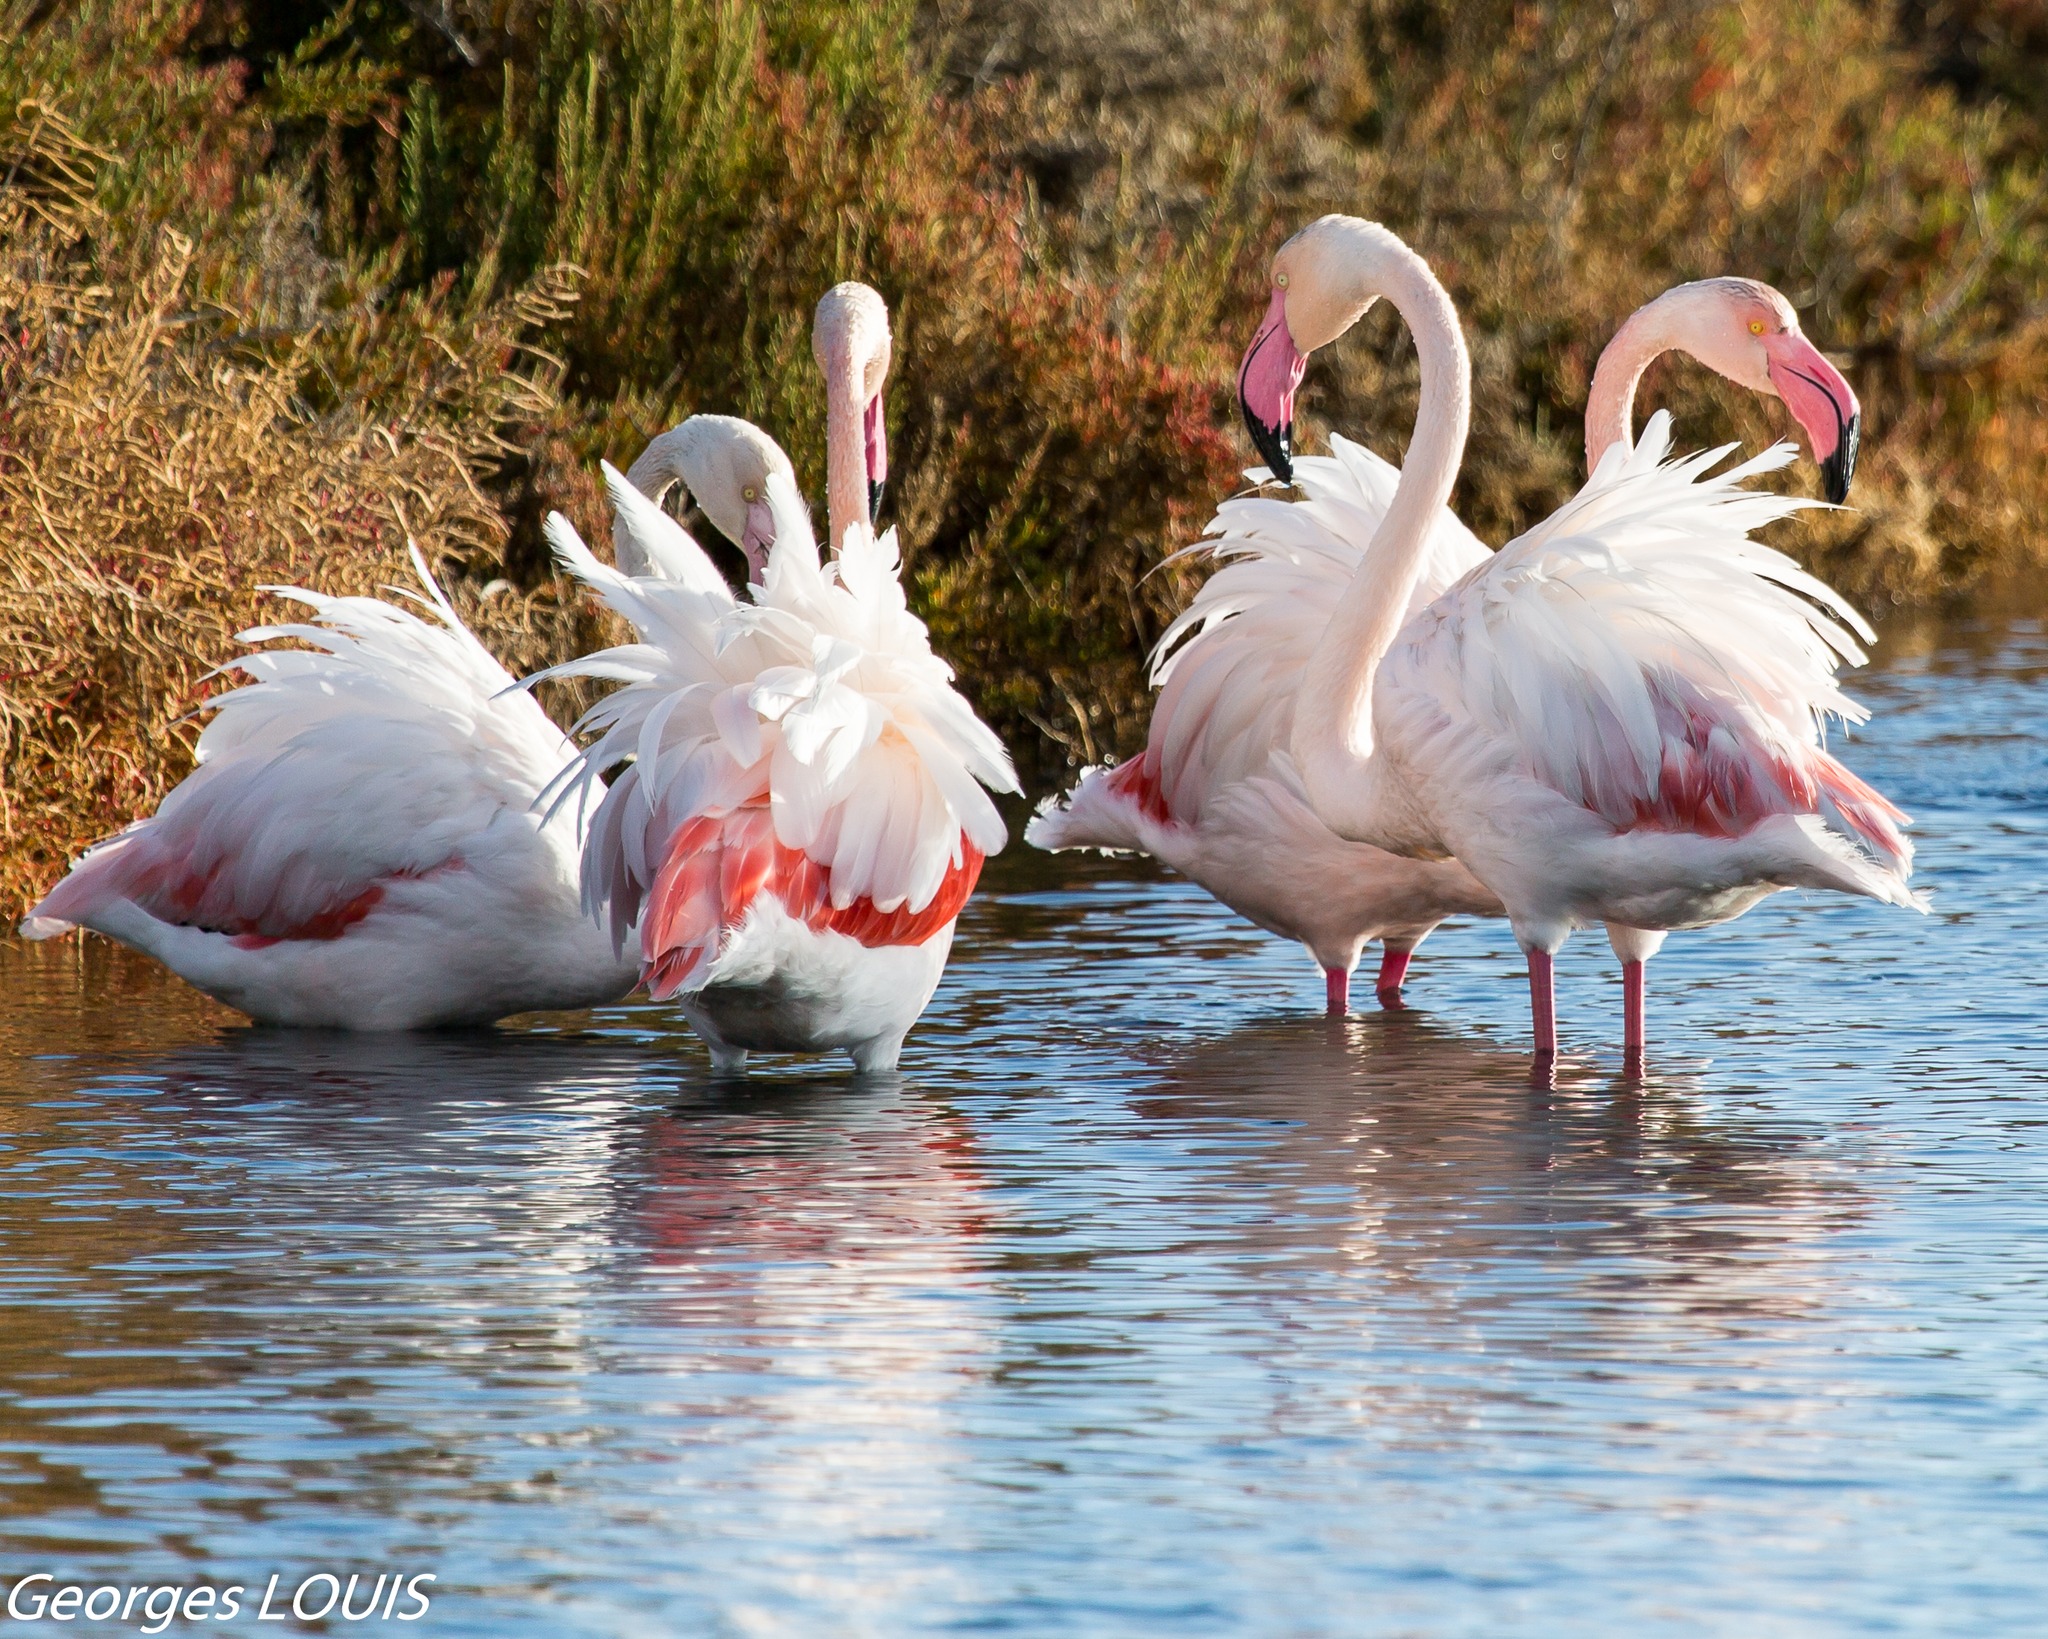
[0,104,605,921]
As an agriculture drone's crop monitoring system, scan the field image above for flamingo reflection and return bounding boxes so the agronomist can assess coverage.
[606,1076,995,1564]
[1134,1014,1870,1347]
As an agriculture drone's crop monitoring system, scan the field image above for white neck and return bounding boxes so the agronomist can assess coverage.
[823,360,869,552]
[1287,242,1471,839]
[1583,300,1684,470]
[1583,282,1762,471]
[623,427,686,498]
[618,429,689,577]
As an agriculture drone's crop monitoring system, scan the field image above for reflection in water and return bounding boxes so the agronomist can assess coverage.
[0,623,2045,1634]
[1136,1017,1866,1406]
[0,1015,648,1555]
[619,1084,996,1589]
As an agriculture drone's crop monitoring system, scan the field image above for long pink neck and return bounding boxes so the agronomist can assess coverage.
[1583,299,1680,470]
[823,362,869,553]
[1289,246,1471,839]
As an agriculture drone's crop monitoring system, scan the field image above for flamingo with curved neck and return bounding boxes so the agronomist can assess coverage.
[1259,221,1473,843]
[540,288,1019,1074]
[1584,277,1860,496]
[1236,216,1918,1062]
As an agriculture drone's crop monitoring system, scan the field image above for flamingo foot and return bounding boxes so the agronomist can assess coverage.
[1527,948,1557,1059]
[1376,946,1412,1009]
[1324,967,1349,1017]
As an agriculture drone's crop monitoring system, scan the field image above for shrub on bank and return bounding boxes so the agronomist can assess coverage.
[945,0,2047,606]
[1,0,2044,925]
[0,101,596,918]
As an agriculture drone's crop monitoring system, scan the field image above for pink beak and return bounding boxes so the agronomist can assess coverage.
[1238,286,1307,482]
[1763,332,1861,503]
[741,499,776,584]
[863,393,888,522]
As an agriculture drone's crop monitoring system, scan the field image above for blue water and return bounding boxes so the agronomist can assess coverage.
[1,619,2045,1636]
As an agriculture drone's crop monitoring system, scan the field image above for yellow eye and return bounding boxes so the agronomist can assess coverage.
[742,486,757,501]
[1275,273,1289,289]
[1749,320,1765,335]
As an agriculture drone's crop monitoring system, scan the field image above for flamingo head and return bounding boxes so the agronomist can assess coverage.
[1678,279,1862,503]
[663,414,795,582]
[813,282,894,529]
[1239,217,1394,484]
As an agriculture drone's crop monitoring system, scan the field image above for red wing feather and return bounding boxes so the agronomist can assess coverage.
[642,803,984,1001]
[1105,754,1175,826]
[33,828,446,946]
[1607,673,1908,868]
[227,886,388,949]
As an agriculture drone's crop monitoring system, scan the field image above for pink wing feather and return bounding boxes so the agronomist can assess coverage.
[1384,412,1914,885]
[640,806,984,998]
[25,555,572,944]
[535,468,1017,993]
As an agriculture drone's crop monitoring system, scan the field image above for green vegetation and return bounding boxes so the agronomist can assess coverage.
[2,0,2043,916]
[944,0,2047,600]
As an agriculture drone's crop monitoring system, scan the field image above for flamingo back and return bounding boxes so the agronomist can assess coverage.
[24,553,574,942]
[1383,412,1914,885]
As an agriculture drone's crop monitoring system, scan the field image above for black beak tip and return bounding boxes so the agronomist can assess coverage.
[1820,411,1860,505]
[1241,404,1295,485]
[868,479,886,523]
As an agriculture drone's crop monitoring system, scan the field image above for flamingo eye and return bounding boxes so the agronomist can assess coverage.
[1749,320,1765,335]
[1275,273,1289,289]
[742,486,757,501]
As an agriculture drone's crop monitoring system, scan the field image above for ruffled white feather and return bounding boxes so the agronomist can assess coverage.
[1140,433,1489,821]
[1384,410,1867,819]
[24,547,576,940]
[533,476,1020,953]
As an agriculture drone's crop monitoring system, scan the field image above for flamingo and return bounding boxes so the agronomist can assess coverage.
[17,548,642,1028]
[1027,451,1500,1015]
[1233,215,1921,1059]
[532,284,1019,1073]
[15,416,803,1028]
[1030,272,1863,1017]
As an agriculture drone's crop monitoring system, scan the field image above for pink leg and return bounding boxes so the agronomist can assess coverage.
[1325,967,1349,1017]
[1375,946,1412,1009]
[1527,948,1556,1058]
[1622,959,1645,1057]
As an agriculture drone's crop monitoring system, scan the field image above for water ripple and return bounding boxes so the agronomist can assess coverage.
[1,620,2045,1635]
